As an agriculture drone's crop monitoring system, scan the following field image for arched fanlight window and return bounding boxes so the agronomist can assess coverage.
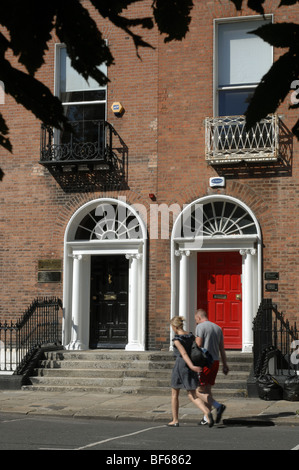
[74,201,143,240]
[202,200,257,236]
[175,198,258,238]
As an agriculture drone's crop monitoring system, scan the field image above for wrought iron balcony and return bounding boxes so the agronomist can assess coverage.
[205,114,280,165]
[40,120,127,174]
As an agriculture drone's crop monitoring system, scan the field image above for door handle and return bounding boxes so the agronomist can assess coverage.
[236,294,242,300]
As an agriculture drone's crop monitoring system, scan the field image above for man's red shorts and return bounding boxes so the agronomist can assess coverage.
[198,360,219,386]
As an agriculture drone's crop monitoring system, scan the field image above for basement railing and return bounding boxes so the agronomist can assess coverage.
[0,297,62,374]
[205,114,280,164]
[253,298,299,377]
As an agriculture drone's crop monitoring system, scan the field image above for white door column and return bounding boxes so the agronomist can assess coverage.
[67,254,86,350]
[126,253,143,350]
[240,248,256,352]
[175,250,191,330]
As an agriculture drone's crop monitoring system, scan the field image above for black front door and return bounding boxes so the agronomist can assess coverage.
[89,255,129,349]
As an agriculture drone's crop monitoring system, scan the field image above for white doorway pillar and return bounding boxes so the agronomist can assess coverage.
[176,250,191,331]
[240,248,256,352]
[126,253,143,350]
[66,254,87,350]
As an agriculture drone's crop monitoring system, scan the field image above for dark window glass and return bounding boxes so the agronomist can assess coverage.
[60,89,106,103]
[61,103,106,144]
[219,89,254,116]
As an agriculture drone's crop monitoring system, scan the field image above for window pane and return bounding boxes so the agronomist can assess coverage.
[219,88,254,116]
[60,103,106,143]
[63,103,83,122]
[83,103,106,121]
[61,121,100,144]
[59,46,107,94]
[61,90,106,103]
[218,20,272,87]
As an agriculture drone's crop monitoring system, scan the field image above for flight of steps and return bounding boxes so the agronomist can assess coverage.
[22,350,253,398]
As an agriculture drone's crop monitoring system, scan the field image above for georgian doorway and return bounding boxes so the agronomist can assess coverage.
[63,197,147,351]
[171,195,262,352]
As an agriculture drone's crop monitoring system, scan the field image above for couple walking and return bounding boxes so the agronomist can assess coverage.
[168,309,229,428]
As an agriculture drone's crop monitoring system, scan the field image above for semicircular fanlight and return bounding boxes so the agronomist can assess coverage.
[202,200,257,236]
[74,202,143,240]
[178,199,258,238]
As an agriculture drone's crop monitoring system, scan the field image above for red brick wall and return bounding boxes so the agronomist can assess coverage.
[155,0,299,337]
[1,0,298,348]
[0,1,159,323]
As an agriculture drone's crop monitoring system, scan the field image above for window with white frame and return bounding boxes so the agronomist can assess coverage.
[215,18,272,117]
[56,44,107,144]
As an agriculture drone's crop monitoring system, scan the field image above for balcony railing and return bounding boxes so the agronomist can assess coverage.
[40,120,127,174]
[205,114,280,164]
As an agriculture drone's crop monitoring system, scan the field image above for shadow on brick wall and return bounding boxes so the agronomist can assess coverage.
[46,167,129,193]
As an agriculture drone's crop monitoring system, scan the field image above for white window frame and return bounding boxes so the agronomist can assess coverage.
[213,15,274,117]
[54,43,107,143]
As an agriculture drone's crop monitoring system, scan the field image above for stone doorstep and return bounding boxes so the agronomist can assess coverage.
[21,350,253,398]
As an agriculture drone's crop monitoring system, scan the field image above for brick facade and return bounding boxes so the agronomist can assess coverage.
[0,1,298,350]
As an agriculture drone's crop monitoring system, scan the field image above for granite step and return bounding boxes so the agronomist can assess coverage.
[22,349,253,398]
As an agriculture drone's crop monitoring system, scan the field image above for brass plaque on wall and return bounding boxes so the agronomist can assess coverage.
[38,259,62,271]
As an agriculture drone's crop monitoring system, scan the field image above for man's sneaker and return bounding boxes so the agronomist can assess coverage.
[198,418,208,425]
[198,413,214,428]
[216,404,226,424]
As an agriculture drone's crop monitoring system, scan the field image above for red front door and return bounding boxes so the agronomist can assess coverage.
[197,251,242,349]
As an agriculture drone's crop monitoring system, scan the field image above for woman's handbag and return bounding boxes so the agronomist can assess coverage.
[190,341,214,367]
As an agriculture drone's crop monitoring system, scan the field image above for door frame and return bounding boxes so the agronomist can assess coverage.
[171,195,262,353]
[62,198,147,351]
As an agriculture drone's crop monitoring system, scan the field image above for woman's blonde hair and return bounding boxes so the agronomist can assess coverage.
[170,316,185,330]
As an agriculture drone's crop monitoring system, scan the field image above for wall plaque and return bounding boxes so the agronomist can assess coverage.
[264,272,279,280]
[265,283,278,292]
[38,259,62,271]
[38,271,61,283]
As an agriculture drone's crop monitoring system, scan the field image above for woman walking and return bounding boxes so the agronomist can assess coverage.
[168,316,214,427]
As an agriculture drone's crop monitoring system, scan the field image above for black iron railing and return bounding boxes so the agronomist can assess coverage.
[253,298,298,377]
[0,297,62,374]
[40,120,127,174]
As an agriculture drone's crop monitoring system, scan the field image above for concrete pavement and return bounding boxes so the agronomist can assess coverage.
[0,389,298,426]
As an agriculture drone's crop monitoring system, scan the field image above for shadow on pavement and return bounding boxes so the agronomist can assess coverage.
[223,411,296,427]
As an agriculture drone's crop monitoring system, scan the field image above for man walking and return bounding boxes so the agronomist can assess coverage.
[195,309,229,425]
